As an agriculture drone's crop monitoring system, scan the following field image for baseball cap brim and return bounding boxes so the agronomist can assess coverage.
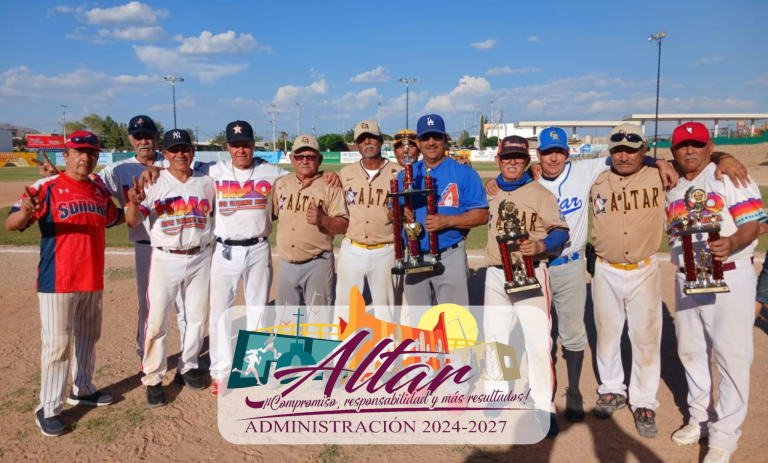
[227,134,254,143]
[538,140,569,151]
[499,147,529,156]
[165,140,193,150]
[65,142,100,150]
[608,139,644,150]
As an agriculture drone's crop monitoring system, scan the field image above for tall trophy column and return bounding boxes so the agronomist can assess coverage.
[495,200,541,293]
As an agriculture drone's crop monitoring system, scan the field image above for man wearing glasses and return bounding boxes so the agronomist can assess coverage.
[273,134,349,330]
[393,114,489,307]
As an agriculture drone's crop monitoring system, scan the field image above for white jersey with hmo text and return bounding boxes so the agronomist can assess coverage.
[138,170,215,250]
[197,159,289,240]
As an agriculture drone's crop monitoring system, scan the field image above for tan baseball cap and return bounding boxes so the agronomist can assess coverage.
[292,134,320,153]
[608,123,645,150]
[353,120,381,142]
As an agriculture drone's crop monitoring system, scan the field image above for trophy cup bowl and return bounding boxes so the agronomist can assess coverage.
[679,187,729,295]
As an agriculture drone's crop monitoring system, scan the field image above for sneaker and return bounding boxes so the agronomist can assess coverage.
[564,387,585,422]
[594,393,627,419]
[210,378,224,397]
[181,370,206,391]
[703,448,732,463]
[66,390,113,407]
[546,412,560,439]
[633,408,658,438]
[672,423,708,446]
[146,384,167,408]
[35,409,65,437]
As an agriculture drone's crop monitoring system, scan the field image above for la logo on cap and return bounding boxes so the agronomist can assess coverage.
[173,131,181,139]
[361,122,369,129]
[427,117,434,126]
[686,126,694,134]
[302,136,309,143]
[233,124,242,134]
[550,130,559,140]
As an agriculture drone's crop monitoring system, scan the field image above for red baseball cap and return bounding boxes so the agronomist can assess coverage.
[672,122,710,147]
[65,130,100,150]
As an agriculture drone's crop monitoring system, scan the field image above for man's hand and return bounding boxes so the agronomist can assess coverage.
[321,170,341,188]
[306,198,326,226]
[656,159,679,190]
[485,178,500,196]
[528,163,542,181]
[714,155,750,188]
[519,239,545,256]
[140,166,164,186]
[21,187,42,216]
[31,152,58,178]
[709,236,735,262]
[403,205,415,223]
[424,214,451,232]
[126,175,146,205]
[454,156,472,166]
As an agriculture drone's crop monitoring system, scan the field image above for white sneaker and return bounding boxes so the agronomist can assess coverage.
[671,423,707,446]
[703,448,731,463]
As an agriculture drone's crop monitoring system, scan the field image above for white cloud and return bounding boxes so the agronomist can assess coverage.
[693,57,724,66]
[97,26,169,42]
[745,73,768,87]
[381,90,429,119]
[134,45,248,83]
[486,66,542,76]
[528,36,540,42]
[273,79,329,108]
[48,5,85,17]
[325,88,381,110]
[86,2,169,26]
[218,97,266,110]
[349,66,390,83]
[424,76,492,113]
[470,39,498,50]
[177,31,260,55]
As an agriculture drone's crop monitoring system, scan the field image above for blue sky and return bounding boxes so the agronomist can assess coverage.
[1,0,766,140]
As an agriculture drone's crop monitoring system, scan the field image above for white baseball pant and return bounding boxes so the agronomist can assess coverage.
[674,260,755,453]
[484,265,554,412]
[135,242,187,359]
[592,255,662,411]
[209,240,272,380]
[35,291,103,418]
[334,239,397,324]
[141,248,211,387]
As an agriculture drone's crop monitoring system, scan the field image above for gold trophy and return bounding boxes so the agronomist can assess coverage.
[678,187,729,294]
[496,200,541,293]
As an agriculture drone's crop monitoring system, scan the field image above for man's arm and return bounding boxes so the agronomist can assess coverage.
[125,176,146,228]
[424,208,489,232]
[710,221,759,262]
[6,187,43,231]
[712,152,750,188]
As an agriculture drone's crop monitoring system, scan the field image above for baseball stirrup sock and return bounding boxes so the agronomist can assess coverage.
[563,348,584,389]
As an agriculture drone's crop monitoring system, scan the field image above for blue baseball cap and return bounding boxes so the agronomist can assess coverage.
[538,127,569,151]
[416,114,447,138]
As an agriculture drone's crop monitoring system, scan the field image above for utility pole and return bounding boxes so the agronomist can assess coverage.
[251,116,255,131]
[60,104,68,140]
[312,111,316,136]
[296,102,301,136]
[343,121,346,135]
[377,102,381,127]
[163,75,184,128]
[269,104,277,151]
[648,31,667,158]
[490,100,495,126]
[196,126,199,148]
[397,78,418,130]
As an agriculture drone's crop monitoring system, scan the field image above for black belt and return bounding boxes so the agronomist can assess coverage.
[136,240,151,245]
[158,246,201,255]
[290,251,327,265]
[216,236,267,247]
[494,260,546,270]
[438,243,461,253]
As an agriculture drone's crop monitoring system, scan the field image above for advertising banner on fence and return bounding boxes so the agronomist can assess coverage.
[53,152,113,166]
[341,151,362,163]
[26,135,64,149]
[0,152,39,167]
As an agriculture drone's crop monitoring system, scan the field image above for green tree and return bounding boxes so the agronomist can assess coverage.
[186,128,196,143]
[254,134,264,142]
[382,133,393,141]
[155,121,165,135]
[318,133,347,151]
[483,136,499,148]
[210,130,227,147]
[82,113,105,135]
[462,137,476,148]
[343,129,354,143]
[64,121,86,134]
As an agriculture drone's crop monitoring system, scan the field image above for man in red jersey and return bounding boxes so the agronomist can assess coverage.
[6,131,124,437]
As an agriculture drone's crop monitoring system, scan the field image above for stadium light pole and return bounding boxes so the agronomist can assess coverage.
[163,76,184,128]
[397,78,418,130]
[649,31,666,158]
[296,103,301,136]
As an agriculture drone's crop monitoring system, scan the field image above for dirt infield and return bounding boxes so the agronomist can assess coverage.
[1,247,766,463]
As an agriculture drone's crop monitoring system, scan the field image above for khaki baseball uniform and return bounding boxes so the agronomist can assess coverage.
[589,165,665,411]
[273,173,347,331]
[335,160,404,325]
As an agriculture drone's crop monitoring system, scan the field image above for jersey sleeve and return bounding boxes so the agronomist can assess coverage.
[94,164,120,197]
[460,167,489,210]
[105,197,123,228]
[194,161,213,175]
[10,181,51,230]
[538,191,570,233]
[581,156,612,186]
[325,186,349,219]
[724,176,767,226]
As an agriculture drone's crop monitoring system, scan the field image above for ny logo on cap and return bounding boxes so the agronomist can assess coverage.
[137,118,144,125]
[302,136,309,143]
[686,126,694,134]
[173,131,181,139]
[233,124,242,134]
[550,130,559,140]
[427,117,435,126]
[361,122,369,129]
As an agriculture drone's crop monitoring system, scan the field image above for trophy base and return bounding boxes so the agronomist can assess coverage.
[388,188,436,198]
[684,285,730,295]
[392,261,443,275]
[504,281,542,294]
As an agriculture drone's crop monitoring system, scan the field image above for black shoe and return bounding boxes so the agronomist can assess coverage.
[547,412,560,439]
[146,384,167,408]
[35,409,65,437]
[633,407,658,438]
[564,387,585,422]
[594,393,627,419]
[66,390,113,407]
[181,370,206,391]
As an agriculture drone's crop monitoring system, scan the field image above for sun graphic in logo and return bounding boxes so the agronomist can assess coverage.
[418,303,478,343]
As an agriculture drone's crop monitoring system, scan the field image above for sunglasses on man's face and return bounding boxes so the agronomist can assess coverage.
[418,133,444,142]
[68,135,99,147]
[294,154,319,162]
[498,154,527,163]
[394,133,416,142]
[610,133,644,144]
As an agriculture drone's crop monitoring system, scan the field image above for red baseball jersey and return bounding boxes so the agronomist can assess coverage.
[10,173,122,293]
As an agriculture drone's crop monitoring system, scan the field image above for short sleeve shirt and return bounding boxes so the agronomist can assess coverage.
[341,159,402,246]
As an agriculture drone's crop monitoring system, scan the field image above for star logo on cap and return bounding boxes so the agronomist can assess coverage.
[593,193,607,215]
[173,131,181,139]
[137,118,144,125]
[233,124,242,134]
[361,122,369,129]
[302,136,309,143]
[427,117,434,126]
[686,126,694,134]
[550,130,559,140]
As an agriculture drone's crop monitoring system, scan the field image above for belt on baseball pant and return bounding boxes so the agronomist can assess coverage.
[494,260,546,270]
[549,252,580,267]
[157,246,202,255]
[439,243,461,253]
[598,256,651,271]
[678,256,754,274]
[289,251,328,265]
[136,240,151,245]
[215,236,267,247]
[345,237,390,250]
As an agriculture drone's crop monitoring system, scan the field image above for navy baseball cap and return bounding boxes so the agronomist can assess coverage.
[128,115,158,135]
[538,127,569,151]
[416,114,447,138]
[163,129,193,150]
[226,120,255,143]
